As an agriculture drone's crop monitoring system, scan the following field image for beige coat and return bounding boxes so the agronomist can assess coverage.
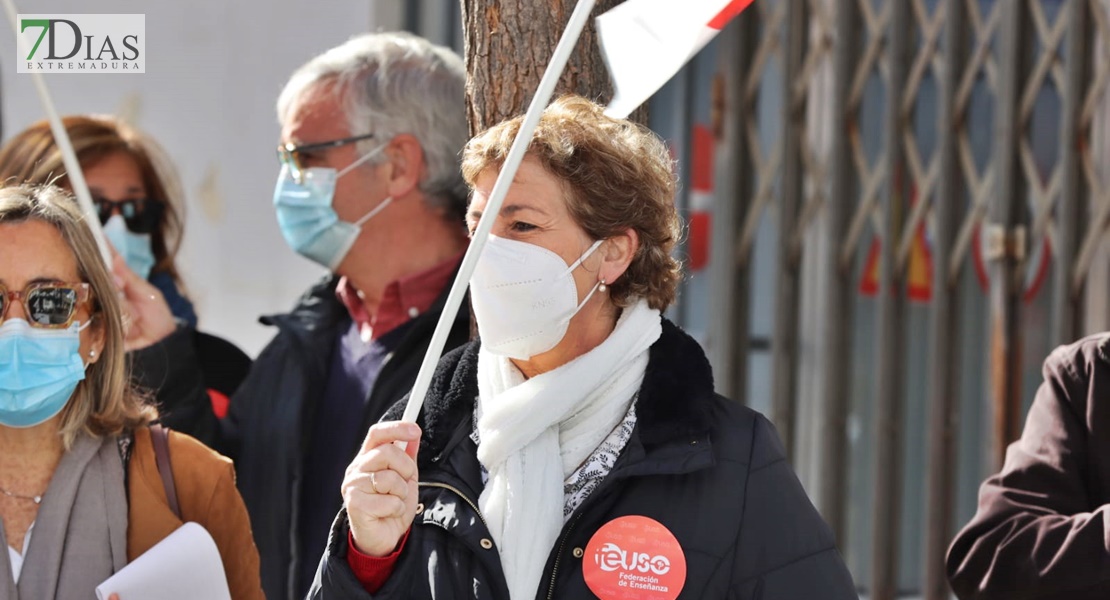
[126,427,264,600]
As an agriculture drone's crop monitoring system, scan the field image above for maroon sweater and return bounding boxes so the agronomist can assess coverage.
[947,333,1110,599]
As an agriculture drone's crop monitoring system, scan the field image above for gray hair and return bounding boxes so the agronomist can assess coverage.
[277,31,468,219]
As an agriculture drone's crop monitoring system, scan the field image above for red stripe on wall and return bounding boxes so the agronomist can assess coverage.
[692,124,715,192]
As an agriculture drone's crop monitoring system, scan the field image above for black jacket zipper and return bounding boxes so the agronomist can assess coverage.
[418,480,490,529]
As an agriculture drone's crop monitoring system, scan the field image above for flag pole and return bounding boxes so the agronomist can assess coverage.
[1,0,113,267]
[401,0,599,423]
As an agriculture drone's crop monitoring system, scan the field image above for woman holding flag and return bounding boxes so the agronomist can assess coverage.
[308,96,856,599]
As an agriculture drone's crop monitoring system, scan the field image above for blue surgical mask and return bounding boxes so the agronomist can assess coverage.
[272,145,393,270]
[0,318,89,428]
[103,215,156,280]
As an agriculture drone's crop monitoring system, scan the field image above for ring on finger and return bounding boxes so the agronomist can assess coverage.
[370,472,380,494]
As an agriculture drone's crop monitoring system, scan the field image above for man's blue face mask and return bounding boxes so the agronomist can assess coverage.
[272,144,393,271]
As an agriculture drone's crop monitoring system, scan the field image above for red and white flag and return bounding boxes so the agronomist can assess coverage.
[597,0,755,118]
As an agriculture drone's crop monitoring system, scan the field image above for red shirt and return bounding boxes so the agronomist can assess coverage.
[336,250,464,342]
[347,529,409,593]
[339,252,461,591]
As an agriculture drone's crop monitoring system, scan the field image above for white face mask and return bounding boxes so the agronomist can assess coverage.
[469,235,604,360]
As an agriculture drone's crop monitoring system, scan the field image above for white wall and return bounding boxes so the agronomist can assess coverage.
[0,1,414,356]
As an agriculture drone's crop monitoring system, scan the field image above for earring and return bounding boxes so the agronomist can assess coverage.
[598,278,607,293]
[88,350,96,358]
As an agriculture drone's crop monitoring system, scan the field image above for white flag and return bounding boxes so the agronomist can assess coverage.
[597,0,755,118]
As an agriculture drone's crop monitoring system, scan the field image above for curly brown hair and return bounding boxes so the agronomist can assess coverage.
[462,95,682,311]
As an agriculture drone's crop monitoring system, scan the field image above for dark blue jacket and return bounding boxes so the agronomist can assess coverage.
[154,275,471,600]
[308,320,857,599]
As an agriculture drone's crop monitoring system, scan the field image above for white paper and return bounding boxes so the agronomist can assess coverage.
[96,522,230,600]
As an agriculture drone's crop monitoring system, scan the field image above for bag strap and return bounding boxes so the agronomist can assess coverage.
[150,424,182,520]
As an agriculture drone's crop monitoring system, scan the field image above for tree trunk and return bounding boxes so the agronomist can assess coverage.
[461,0,641,133]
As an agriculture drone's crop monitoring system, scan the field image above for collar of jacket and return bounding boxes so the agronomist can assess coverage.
[258,268,471,426]
[258,275,349,338]
[398,318,718,474]
[246,276,349,397]
[261,265,469,342]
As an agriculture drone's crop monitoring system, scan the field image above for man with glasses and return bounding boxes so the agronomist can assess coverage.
[160,32,471,600]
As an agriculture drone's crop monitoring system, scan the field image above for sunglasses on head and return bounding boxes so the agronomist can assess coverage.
[94,196,163,234]
[0,282,91,329]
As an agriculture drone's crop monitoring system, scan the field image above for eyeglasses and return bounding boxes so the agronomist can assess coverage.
[0,282,91,329]
[94,197,164,234]
[276,133,376,184]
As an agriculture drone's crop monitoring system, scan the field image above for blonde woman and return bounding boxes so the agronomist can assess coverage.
[0,184,262,598]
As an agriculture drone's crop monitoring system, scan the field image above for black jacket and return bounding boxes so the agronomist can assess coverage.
[947,333,1110,599]
[132,273,252,415]
[308,319,857,599]
[130,326,252,422]
[156,274,471,600]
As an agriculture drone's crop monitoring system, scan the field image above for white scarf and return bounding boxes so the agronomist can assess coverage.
[476,298,662,599]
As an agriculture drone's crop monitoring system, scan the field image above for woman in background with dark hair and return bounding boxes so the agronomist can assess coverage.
[0,116,192,323]
[0,115,250,427]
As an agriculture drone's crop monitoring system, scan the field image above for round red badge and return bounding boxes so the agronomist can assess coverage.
[582,515,687,599]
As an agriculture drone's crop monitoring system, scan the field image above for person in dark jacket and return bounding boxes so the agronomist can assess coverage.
[0,115,252,419]
[309,96,856,599]
[130,32,473,600]
[947,333,1110,599]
